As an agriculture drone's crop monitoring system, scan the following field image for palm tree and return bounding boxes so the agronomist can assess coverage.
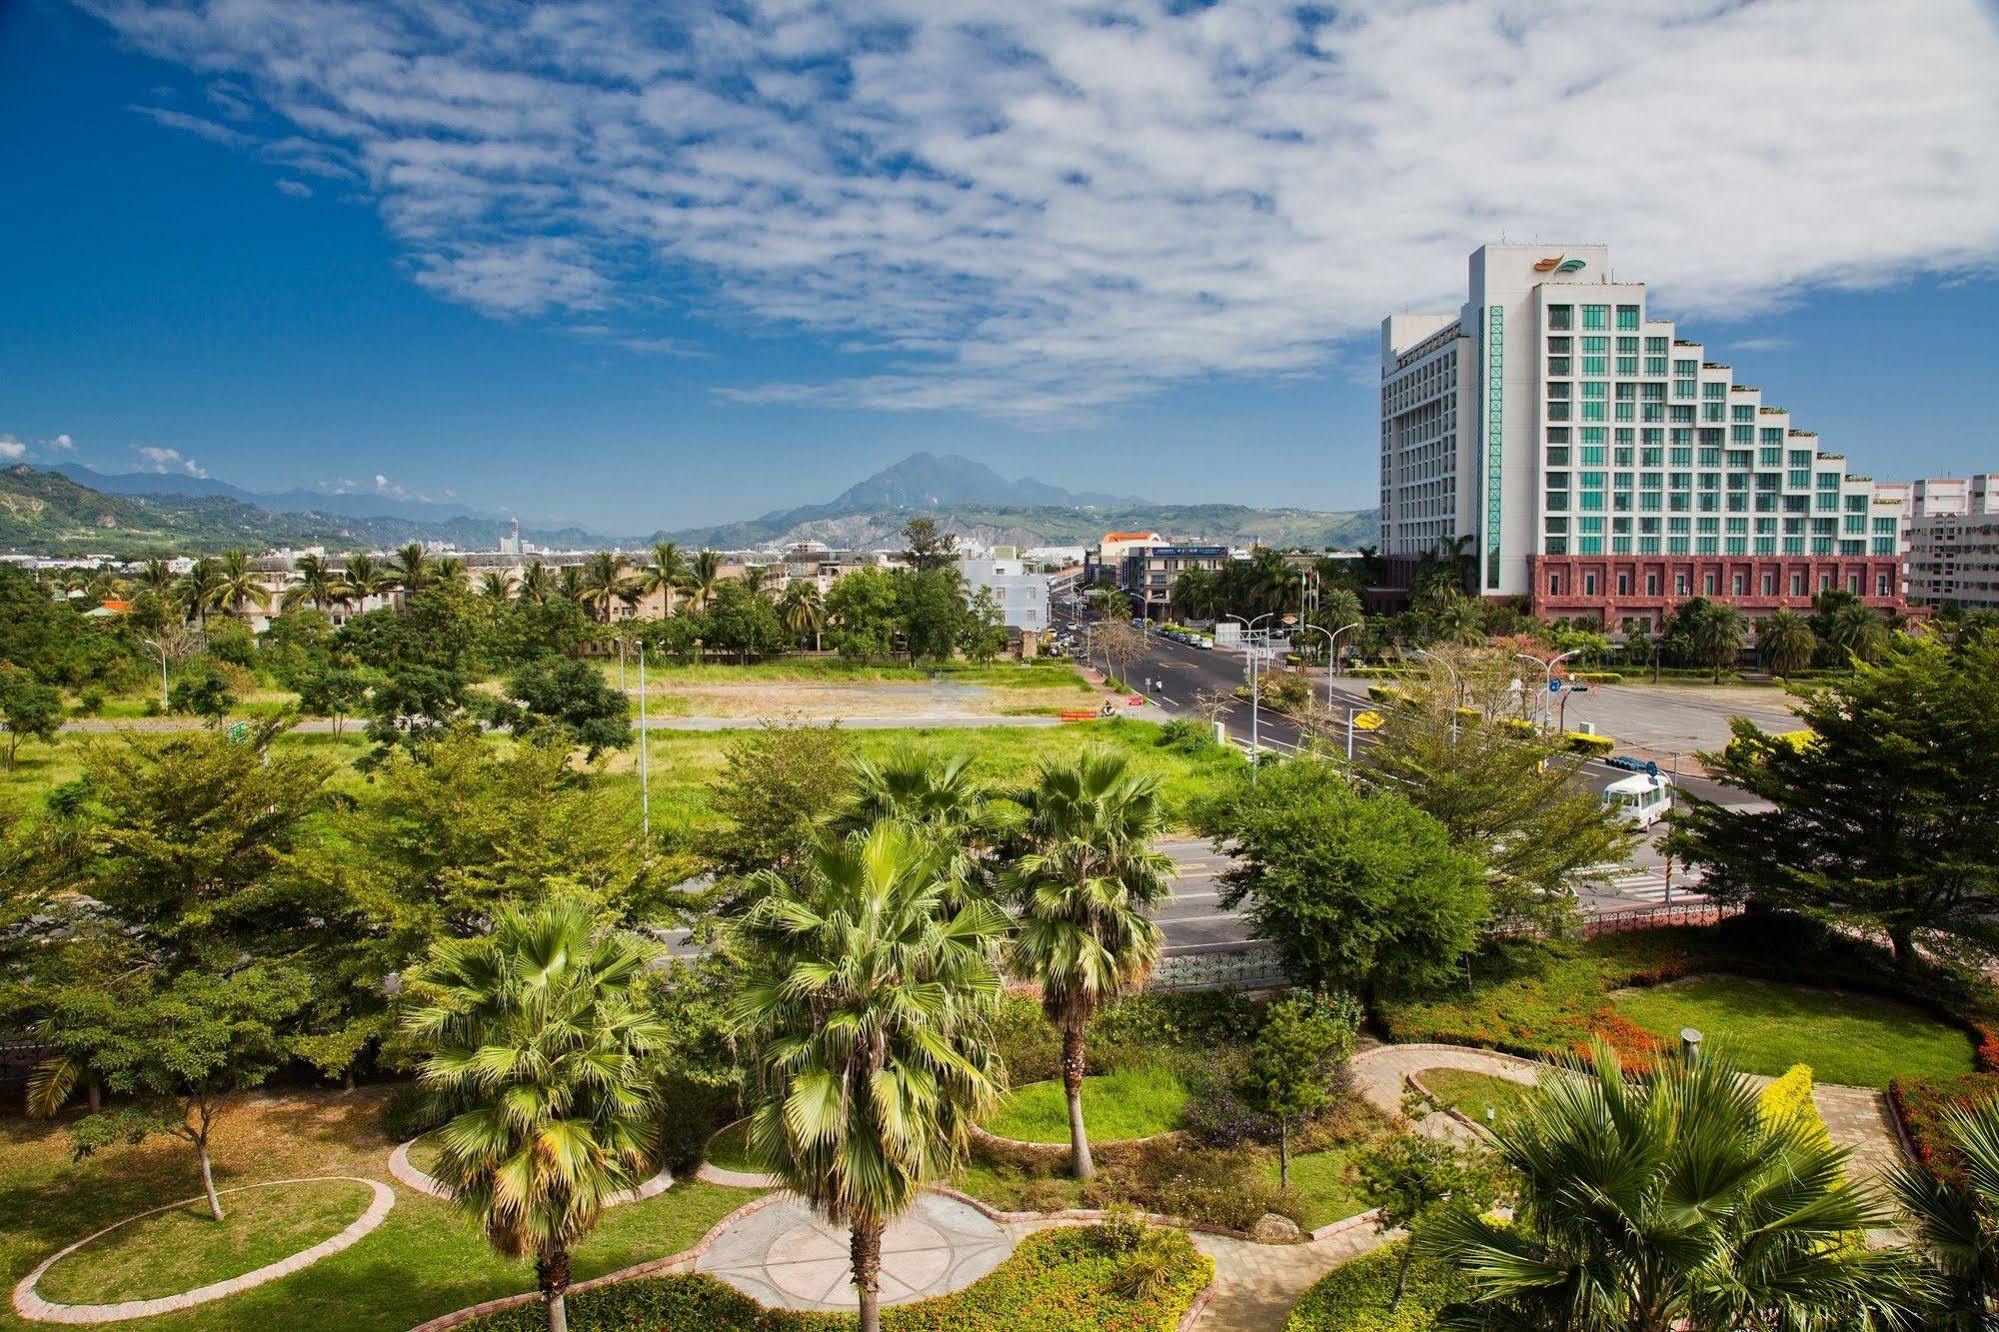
[1827,599,1889,665]
[173,557,224,626]
[517,561,555,607]
[284,553,345,612]
[830,748,986,899]
[341,554,396,612]
[478,569,518,601]
[390,542,433,600]
[1888,1098,1999,1328]
[1003,748,1174,1180]
[681,549,723,612]
[1691,600,1748,683]
[557,565,587,606]
[212,550,270,620]
[435,555,468,587]
[1757,607,1817,677]
[137,557,176,600]
[403,899,665,1332]
[727,823,1006,1332]
[579,551,634,624]
[1422,1042,1923,1331]
[742,564,773,598]
[779,582,824,652]
[640,541,689,617]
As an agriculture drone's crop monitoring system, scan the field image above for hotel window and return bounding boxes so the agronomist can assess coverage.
[1671,405,1695,423]
[1547,305,1573,330]
[1584,305,1608,330]
[1762,428,1785,446]
[1703,382,1726,400]
[1705,573,1720,595]
[1548,572,1564,595]
[1704,403,1726,423]
[1645,356,1668,375]
[1580,445,1606,465]
[1788,469,1811,488]
[1582,356,1606,377]
[1731,573,1746,595]
[1788,449,1812,467]
[1670,447,1692,467]
[1674,359,1698,375]
[1616,573,1631,596]
[1671,428,1694,446]
[1617,356,1638,376]
[1641,446,1664,467]
[1645,573,1660,595]
[1583,573,1599,594]
[1760,572,1777,596]
[1616,305,1640,330]
[1877,573,1893,596]
[1673,378,1698,399]
[1790,572,1806,596]
[1546,446,1570,465]
[1548,356,1571,376]
[1547,336,1572,352]
[1732,405,1756,423]
[1583,382,1606,401]
[1645,336,1668,355]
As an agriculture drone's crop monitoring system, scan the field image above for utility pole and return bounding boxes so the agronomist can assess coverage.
[637,641,650,841]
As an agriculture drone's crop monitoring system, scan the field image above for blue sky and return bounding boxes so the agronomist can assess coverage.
[3,0,1997,535]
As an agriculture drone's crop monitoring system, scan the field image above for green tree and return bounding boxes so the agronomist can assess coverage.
[701,579,786,661]
[825,566,902,659]
[681,549,724,612]
[1199,760,1487,996]
[341,553,396,609]
[960,586,1009,664]
[40,964,312,1222]
[1003,748,1174,1180]
[390,542,434,598]
[1825,598,1890,664]
[284,553,347,611]
[1667,636,1999,971]
[1351,1131,1494,1311]
[362,664,472,757]
[1889,1098,1999,1329]
[899,516,959,572]
[478,569,517,601]
[579,550,636,624]
[1421,1043,1922,1330]
[727,822,1005,1332]
[1756,607,1817,677]
[1662,597,1747,681]
[497,656,630,759]
[404,899,664,1332]
[295,663,369,737]
[778,581,825,652]
[641,541,689,615]
[897,567,968,662]
[693,719,854,891]
[1244,988,1360,1187]
[0,667,62,770]
[215,549,271,619]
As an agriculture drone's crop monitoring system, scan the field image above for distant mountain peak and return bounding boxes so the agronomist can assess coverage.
[828,452,1148,512]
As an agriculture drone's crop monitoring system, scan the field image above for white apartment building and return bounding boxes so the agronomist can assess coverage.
[958,556,1048,631]
[1379,244,1906,625]
[1901,473,1999,608]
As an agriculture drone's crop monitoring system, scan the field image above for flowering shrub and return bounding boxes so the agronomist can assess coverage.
[1889,1073,1999,1185]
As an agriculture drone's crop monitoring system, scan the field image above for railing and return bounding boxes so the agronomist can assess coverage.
[1583,900,1744,936]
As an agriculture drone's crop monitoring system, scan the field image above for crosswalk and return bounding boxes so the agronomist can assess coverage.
[1592,868,1707,904]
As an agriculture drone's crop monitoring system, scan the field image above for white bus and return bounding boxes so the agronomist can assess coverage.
[1603,772,1674,829]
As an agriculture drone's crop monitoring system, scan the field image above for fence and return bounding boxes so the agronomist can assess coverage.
[1583,900,1744,936]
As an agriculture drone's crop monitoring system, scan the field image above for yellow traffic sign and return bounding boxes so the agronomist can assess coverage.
[1353,710,1384,731]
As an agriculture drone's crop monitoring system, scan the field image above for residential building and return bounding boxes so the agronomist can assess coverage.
[1379,244,1906,633]
[1084,531,1163,586]
[1901,473,1999,608]
[1120,544,1229,621]
[958,556,1048,631]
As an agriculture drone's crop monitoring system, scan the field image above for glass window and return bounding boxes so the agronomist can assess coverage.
[1582,357,1607,376]
[1616,356,1638,376]
[1674,358,1698,375]
[1616,305,1640,330]
[1644,357,1668,375]
[1732,405,1756,423]
[1703,382,1726,400]
[1547,305,1573,330]
[1584,305,1608,330]
[1547,357,1571,375]
[1645,337,1668,355]
[1547,336,1572,352]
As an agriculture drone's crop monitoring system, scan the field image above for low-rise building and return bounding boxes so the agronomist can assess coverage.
[1901,473,1999,608]
[1121,544,1229,621]
[958,556,1048,631]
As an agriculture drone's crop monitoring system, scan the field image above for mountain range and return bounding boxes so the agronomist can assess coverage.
[2,453,1377,556]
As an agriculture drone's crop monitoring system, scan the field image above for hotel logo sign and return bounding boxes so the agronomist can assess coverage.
[1533,256,1587,274]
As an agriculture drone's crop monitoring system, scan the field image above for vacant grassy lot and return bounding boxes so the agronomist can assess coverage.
[1611,976,1975,1089]
[0,1088,760,1332]
[984,1062,1190,1144]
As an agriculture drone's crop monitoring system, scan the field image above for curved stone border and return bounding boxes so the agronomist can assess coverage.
[694,1119,779,1189]
[13,1176,394,1325]
[390,1138,672,1205]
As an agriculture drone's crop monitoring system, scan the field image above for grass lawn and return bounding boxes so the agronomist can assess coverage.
[34,1178,376,1305]
[1261,1142,1370,1232]
[701,1121,756,1175]
[1417,1068,1536,1128]
[984,1062,1189,1144]
[0,1088,759,1332]
[1611,976,1976,1089]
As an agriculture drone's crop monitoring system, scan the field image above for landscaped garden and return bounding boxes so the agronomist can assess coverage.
[1413,1068,1535,1128]
[982,1060,1189,1144]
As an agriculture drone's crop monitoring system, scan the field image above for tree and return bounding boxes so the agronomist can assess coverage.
[728,823,1005,1332]
[1004,748,1174,1180]
[1667,636,1999,972]
[1094,618,1146,687]
[825,567,902,659]
[579,551,635,624]
[1662,597,1746,682]
[0,667,62,770]
[1199,760,1488,996]
[1757,607,1817,677]
[1825,598,1890,664]
[215,549,271,618]
[1244,988,1359,1188]
[341,553,396,609]
[778,582,824,652]
[1421,1043,1922,1330]
[831,747,986,899]
[477,569,517,601]
[960,586,1008,664]
[517,560,557,607]
[390,542,434,599]
[693,719,854,890]
[498,656,630,759]
[295,664,369,737]
[897,568,968,662]
[701,579,785,661]
[681,549,724,612]
[900,516,958,572]
[1359,654,1635,927]
[641,541,689,616]
[362,664,472,757]
[174,556,225,626]
[41,964,311,1222]
[1351,1131,1494,1311]
[404,899,664,1332]
[1888,1098,1999,1329]
[285,553,347,611]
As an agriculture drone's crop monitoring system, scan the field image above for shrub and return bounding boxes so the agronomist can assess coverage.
[76,687,106,716]
[1561,731,1615,756]
[1567,671,1625,684]
[1758,1065,1831,1148]
[1889,1073,1999,1184]
[379,1082,449,1142]
[1156,718,1221,755]
[1285,1240,1468,1331]
[1181,1053,1281,1149]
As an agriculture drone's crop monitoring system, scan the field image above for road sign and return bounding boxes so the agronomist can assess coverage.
[1547,680,1563,693]
[1353,710,1384,730]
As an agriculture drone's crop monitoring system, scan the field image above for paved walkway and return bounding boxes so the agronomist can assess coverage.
[1190,1226,1390,1332]
[694,1192,1021,1311]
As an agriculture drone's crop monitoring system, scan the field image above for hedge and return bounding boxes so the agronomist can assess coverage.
[1759,1065,1831,1148]
[1560,732,1616,756]
[1567,671,1625,684]
[1284,1241,1466,1331]
[459,1225,1211,1332]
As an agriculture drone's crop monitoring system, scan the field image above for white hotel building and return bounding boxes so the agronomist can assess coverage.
[1379,244,1906,630]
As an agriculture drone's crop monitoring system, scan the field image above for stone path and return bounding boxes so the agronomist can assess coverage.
[1189,1226,1391,1332]
[12,1177,395,1325]
[694,1192,1020,1311]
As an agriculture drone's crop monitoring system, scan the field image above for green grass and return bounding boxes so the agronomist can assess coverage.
[1417,1068,1535,1128]
[984,1061,1189,1144]
[701,1121,756,1175]
[0,1088,759,1332]
[1611,975,1975,1089]
[34,1178,375,1305]
[1261,1142,1369,1232]
[600,656,1091,692]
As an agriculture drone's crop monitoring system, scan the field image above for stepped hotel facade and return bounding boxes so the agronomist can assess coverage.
[1378,244,1906,631]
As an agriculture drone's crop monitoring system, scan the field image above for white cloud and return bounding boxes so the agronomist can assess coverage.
[0,436,26,462]
[51,433,75,451]
[275,178,313,198]
[1732,337,1795,353]
[134,446,207,478]
[84,0,1999,422]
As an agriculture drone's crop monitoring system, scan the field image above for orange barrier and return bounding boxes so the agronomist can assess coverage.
[1058,710,1100,722]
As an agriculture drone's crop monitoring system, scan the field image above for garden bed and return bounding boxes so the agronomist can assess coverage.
[1284,1240,1466,1331]
[452,1224,1212,1331]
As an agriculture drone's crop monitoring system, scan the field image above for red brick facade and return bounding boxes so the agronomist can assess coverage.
[1526,554,1905,631]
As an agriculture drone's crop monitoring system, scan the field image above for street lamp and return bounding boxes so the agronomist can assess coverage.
[1295,625,1338,710]
[1328,620,1363,678]
[139,637,170,709]
[1412,648,1461,743]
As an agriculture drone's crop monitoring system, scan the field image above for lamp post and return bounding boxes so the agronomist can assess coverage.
[1413,648,1461,743]
[1296,625,1337,710]
[637,640,650,842]
[140,637,170,709]
[1244,642,1263,782]
[1512,649,1580,732]
[1328,620,1363,679]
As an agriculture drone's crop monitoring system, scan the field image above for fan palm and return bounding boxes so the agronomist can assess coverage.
[579,551,635,623]
[1002,748,1174,1179]
[341,554,395,611]
[478,569,518,601]
[403,899,665,1332]
[727,823,1006,1332]
[681,549,723,612]
[435,555,468,587]
[557,565,587,606]
[640,541,689,616]
[830,749,986,898]
[1887,1098,1999,1328]
[779,582,825,652]
[137,557,176,599]
[1422,1042,1924,1331]
[390,542,433,598]
[284,553,345,612]
[517,561,556,606]
[173,557,225,626]
[1758,608,1817,677]
[1826,600,1889,665]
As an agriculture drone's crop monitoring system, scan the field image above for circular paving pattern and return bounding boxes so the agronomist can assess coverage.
[694,1192,1013,1310]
